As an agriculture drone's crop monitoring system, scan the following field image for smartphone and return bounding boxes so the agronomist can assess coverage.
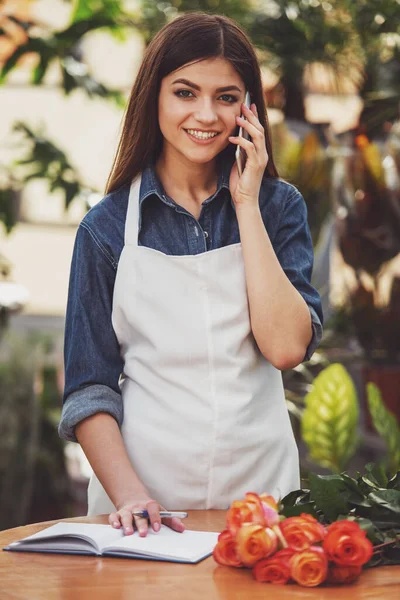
[235,91,252,176]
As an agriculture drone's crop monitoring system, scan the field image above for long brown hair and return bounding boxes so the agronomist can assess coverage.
[106,12,279,194]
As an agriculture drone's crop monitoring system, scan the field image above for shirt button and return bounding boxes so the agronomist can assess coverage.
[204,231,209,238]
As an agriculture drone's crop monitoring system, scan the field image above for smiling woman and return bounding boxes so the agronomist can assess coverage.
[59,13,323,542]
[105,13,278,194]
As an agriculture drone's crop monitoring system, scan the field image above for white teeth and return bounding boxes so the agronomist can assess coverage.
[187,129,218,140]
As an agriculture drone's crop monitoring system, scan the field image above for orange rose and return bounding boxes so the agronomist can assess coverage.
[290,546,328,587]
[213,529,242,567]
[323,521,373,567]
[253,548,295,584]
[236,524,278,567]
[327,565,362,584]
[280,514,326,551]
[226,493,265,534]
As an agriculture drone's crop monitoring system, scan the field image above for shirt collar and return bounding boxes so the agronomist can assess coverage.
[139,154,234,211]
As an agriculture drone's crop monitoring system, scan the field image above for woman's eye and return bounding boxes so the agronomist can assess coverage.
[175,89,194,98]
[219,94,238,103]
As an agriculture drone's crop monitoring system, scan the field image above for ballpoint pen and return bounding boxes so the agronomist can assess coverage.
[132,510,188,519]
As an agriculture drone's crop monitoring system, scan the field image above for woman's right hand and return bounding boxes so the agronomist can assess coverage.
[108,490,185,537]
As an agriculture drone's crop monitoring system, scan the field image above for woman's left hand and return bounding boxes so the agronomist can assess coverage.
[229,103,269,209]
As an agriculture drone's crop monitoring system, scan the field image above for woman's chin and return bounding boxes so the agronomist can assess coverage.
[182,147,226,165]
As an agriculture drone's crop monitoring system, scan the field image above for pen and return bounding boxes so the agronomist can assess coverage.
[132,510,188,519]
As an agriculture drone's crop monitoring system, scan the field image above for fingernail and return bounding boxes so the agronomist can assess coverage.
[153,522,160,532]
[113,521,120,528]
[125,526,132,534]
[139,528,147,537]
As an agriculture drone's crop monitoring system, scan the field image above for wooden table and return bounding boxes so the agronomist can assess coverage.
[1,512,399,599]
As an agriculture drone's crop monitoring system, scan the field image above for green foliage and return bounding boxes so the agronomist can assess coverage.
[0,332,71,529]
[271,123,332,246]
[301,363,359,472]
[308,472,350,522]
[13,122,86,209]
[0,5,128,103]
[249,1,356,67]
[0,189,19,233]
[367,383,400,476]
[138,0,253,44]
[281,464,400,567]
[71,0,125,25]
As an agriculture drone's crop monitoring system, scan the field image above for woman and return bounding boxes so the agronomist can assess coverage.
[59,13,323,538]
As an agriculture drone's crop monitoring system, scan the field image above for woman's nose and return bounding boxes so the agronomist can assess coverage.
[194,100,218,124]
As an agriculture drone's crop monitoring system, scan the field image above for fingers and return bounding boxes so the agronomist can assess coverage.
[230,105,268,170]
[242,102,263,132]
[109,511,122,530]
[146,500,161,533]
[162,516,185,533]
[108,501,185,537]
[133,514,149,537]
[236,114,265,155]
[108,507,135,535]
[109,499,161,537]
[229,135,259,167]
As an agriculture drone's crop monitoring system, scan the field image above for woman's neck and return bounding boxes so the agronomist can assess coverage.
[155,150,218,206]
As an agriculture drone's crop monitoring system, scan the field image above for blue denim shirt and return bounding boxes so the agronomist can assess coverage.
[58,158,323,443]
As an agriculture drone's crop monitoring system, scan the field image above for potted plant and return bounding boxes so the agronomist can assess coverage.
[331,123,400,427]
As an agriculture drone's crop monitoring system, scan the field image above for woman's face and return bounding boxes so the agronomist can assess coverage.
[158,57,245,166]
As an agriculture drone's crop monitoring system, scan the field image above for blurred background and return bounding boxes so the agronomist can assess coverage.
[1,0,400,530]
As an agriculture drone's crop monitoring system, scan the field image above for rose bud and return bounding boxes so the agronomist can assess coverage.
[253,548,295,585]
[236,524,278,567]
[280,514,326,551]
[323,521,373,567]
[290,546,328,587]
[327,565,362,584]
[213,529,242,567]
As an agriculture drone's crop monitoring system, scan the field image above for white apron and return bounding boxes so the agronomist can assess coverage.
[87,175,299,514]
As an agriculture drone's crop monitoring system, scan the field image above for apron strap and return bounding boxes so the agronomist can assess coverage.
[124,175,142,247]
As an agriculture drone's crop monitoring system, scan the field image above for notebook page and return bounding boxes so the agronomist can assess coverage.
[102,526,219,561]
[8,523,124,553]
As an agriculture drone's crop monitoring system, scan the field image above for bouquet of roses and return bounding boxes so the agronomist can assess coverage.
[213,492,374,587]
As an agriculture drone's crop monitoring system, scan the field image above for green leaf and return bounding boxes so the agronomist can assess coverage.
[340,472,364,497]
[0,37,51,84]
[368,489,400,514]
[365,462,388,488]
[308,472,349,522]
[281,502,318,518]
[388,472,400,490]
[352,517,385,544]
[32,54,51,85]
[301,363,359,472]
[0,44,29,84]
[367,383,400,476]
[281,489,310,508]
[70,0,124,24]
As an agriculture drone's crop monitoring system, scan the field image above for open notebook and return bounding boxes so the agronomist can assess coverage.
[3,522,219,564]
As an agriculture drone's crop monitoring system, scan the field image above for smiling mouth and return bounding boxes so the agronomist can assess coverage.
[184,129,221,140]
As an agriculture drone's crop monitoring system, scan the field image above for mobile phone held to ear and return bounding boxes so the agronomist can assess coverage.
[235,91,252,177]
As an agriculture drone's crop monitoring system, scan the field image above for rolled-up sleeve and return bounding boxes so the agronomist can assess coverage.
[273,188,323,362]
[59,222,124,443]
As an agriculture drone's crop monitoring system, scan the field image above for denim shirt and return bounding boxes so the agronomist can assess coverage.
[58,158,323,443]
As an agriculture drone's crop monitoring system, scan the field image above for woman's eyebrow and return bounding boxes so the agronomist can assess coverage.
[171,78,242,93]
